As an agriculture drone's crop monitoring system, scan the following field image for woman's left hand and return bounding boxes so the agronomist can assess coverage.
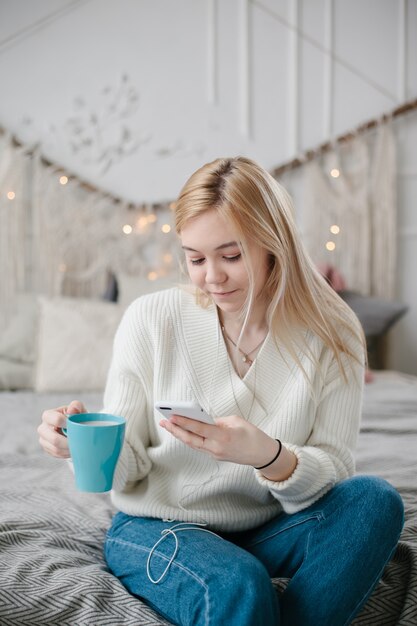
[159,413,279,469]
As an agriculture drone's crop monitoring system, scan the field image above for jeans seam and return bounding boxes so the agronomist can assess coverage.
[342,531,403,626]
[245,513,323,549]
[300,518,316,571]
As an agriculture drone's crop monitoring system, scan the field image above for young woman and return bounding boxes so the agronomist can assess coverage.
[38,157,404,626]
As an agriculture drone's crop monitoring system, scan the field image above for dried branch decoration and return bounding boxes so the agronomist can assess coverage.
[64,73,151,174]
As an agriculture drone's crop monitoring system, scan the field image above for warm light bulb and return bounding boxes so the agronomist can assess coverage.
[137,216,148,229]
[330,225,340,234]
[59,175,68,185]
[161,224,171,234]
[148,271,158,281]
[330,168,340,178]
[326,241,336,251]
[122,224,133,234]
[7,191,15,200]
[147,213,157,223]
[163,253,173,264]
[169,202,176,211]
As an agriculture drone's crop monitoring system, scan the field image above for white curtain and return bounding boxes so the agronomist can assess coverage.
[0,135,32,329]
[302,121,396,298]
[0,141,180,331]
[370,122,397,298]
[31,151,180,298]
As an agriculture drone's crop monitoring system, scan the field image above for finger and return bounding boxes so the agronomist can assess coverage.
[38,424,69,450]
[170,414,213,437]
[41,401,86,430]
[161,419,207,451]
[38,428,70,456]
[66,400,86,415]
[42,407,68,429]
[38,435,70,459]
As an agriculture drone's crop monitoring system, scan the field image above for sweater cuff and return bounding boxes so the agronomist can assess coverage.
[254,442,337,513]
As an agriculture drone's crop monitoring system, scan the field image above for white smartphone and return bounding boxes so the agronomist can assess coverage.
[155,400,214,425]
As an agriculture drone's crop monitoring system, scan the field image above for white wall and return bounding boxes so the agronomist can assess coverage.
[0,0,416,372]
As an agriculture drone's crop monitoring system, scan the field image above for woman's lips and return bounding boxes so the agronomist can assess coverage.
[211,290,237,297]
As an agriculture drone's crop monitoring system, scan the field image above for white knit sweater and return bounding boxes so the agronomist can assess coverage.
[103,287,364,532]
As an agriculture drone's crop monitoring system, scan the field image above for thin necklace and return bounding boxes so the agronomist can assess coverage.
[226,349,258,420]
[221,325,266,366]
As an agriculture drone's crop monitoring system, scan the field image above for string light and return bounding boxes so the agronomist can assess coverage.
[169,202,176,210]
[136,216,149,229]
[7,191,15,200]
[326,241,336,251]
[59,175,68,185]
[122,224,133,234]
[147,271,158,281]
[330,168,340,178]
[163,253,173,264]
[330,224,340,234]
[161,224,171,234]
[147,213,157,223]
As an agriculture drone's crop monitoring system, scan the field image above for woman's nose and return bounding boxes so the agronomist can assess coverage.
[205,262,226,284]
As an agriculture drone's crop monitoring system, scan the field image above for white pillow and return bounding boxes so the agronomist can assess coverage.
[0,294,38,363]
[117,273,176,309]
[35,297,123,392]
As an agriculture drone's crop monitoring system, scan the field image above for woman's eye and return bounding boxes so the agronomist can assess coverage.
[189,258,205,265]
[224,254,241,262]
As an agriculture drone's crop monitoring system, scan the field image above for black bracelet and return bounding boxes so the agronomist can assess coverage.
[254,439,282,470]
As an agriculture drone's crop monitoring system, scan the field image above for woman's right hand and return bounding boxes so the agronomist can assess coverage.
[38,400,87,459]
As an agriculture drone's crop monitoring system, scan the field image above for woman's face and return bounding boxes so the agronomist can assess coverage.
[180,209,270,317]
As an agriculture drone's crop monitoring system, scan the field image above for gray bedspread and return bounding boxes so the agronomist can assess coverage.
[0,371,416,625]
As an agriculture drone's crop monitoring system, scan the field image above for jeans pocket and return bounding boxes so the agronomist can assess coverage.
[106,511,134,540]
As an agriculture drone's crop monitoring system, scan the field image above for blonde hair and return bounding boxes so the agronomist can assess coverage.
[175,156,366,382]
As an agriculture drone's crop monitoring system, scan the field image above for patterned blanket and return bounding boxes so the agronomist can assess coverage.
[0,373,416,625]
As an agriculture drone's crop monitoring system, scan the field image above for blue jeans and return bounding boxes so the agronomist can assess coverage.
[104,475,404,626]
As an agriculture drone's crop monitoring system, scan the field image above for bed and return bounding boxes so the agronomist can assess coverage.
[0,370,416,625]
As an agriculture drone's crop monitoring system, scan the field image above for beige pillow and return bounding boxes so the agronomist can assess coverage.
[117,273,176,309]
[35,297,123,392]
[0,357,33,390]
[0,294,38,363]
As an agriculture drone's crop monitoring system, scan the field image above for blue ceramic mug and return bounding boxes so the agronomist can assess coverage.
[62,412,126,493]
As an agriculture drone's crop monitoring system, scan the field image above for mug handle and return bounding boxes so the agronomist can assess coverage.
[61,414,69,437]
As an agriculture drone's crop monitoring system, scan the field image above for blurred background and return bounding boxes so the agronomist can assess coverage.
[0,0,416,394]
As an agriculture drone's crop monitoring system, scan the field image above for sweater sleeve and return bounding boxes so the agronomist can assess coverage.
[255,342,365,514]
[102,300,153,491]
